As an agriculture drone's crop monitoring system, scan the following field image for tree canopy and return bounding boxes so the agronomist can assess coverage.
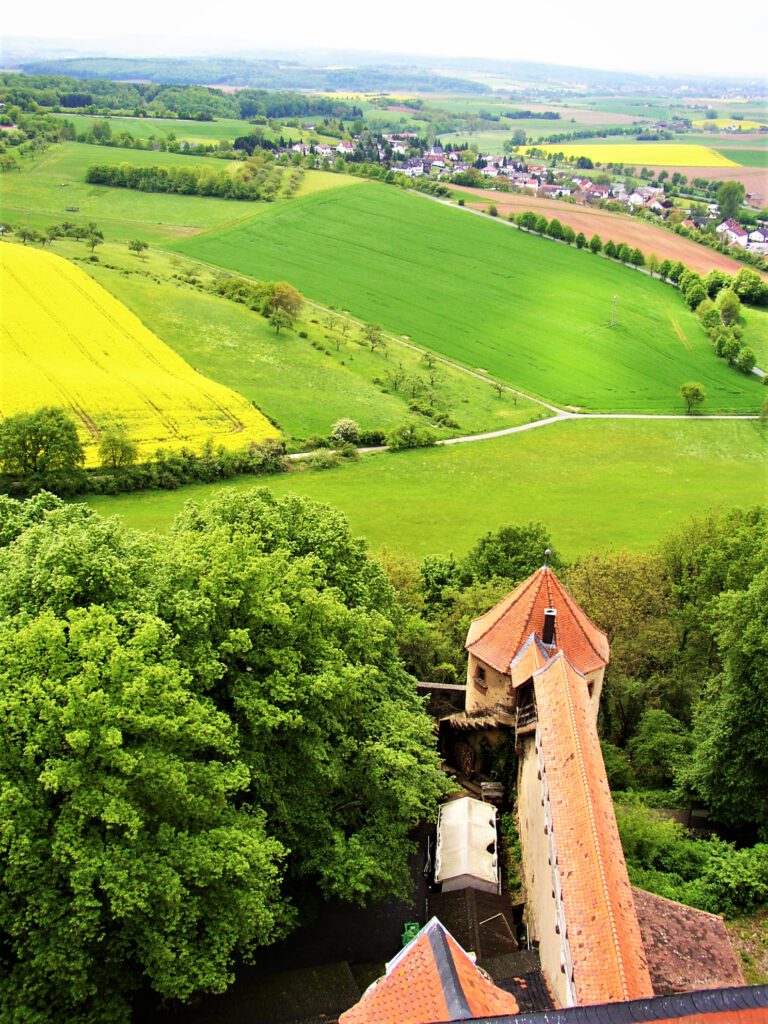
[0,491,447,1021]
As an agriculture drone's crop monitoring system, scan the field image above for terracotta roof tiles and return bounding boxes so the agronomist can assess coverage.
[632,886,745,995]
[533,652,653,1006]
[466,568,609,676]
[339,918,519,1024]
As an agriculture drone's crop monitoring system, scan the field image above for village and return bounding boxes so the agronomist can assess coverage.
[283,132,768,256]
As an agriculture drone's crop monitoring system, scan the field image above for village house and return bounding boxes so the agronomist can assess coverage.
[717,218,750,247]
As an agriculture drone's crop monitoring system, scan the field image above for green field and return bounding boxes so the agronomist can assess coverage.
[742,307,768,367]
[0,143,363,242]
[48,112,340,146]
[713,147,768,168]
[84,418,768,558]
[54,239,543,441]
[174,184,761,413]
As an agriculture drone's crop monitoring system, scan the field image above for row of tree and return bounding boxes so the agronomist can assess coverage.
[85,159,283,201]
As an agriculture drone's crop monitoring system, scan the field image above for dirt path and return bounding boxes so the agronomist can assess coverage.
[449,184,765,278]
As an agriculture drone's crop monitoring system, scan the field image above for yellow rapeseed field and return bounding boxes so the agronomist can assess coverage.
[1,243,279,464]
[691,119,766,130]
[529,143,740,168]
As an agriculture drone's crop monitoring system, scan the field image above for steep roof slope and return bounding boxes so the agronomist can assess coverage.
[632,887,746,995]
[338,917,519,1024]
[533,652,653,1005]
[466,567,609,675]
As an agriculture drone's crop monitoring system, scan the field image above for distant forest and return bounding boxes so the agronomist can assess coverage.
[17,58,490,94]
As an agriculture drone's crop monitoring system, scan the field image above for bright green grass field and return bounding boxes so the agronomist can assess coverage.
[0,144,362,243]
[61,240,542,441]
[713,147,768,168]
[175,184,761,413]
[742,307,768,368]
[48,112,340,147]
[84,419,768,559]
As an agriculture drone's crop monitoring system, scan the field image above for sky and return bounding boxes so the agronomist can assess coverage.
[3,0,768,81]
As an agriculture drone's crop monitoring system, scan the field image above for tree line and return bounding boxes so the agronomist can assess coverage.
[85,158,284,201]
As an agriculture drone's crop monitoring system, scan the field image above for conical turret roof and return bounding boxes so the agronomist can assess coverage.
[465,566,609,676]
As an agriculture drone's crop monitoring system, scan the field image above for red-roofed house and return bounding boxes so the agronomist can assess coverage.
[338,917,519,1024]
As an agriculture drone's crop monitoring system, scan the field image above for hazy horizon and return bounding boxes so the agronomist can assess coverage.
[3,0,768,83]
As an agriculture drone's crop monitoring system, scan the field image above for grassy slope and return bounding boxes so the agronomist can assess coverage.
[742,307,768,367]
[84,419,768,558]
[0,143,361,243]
[61,240,542,441]
[175,184,761,413]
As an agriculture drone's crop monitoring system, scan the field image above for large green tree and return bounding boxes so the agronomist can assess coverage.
[716,180,746,222]
[680,552,768,833]
[0,407,84,479]
[0,492,447,1020]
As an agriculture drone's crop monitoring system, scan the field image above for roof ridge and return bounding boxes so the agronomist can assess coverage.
[552,651,631,1001]
[550,573,608,666]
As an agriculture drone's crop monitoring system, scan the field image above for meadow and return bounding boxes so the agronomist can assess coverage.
[57,239,545,442]
[0,242,278,462]
[0,142,362,243]
[530,142,739,168]
[174,184,761,413]
[48,112,340,146]
[84,418,768,558]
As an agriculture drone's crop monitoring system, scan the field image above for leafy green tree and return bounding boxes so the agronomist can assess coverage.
[0,492,449,1019]
[630,247,645,267]
[98,424,138,470]
[733,268,768,306]
[589,233,602,254]
[616,243,632,263]
[330,417,360,446]
[658,259,672,280]
[270,309,292,334]
[86,229,104,253]
[680,555,768,833]
[717,287,741,325]
[461,522,559,586]
[386,422,436,450]
[680,382,705,414]
[362,322,385,353]
[0,407,84,479]
[628,709,693,788]
[575,231,586,249]
[685,284,707,310]
[604,239,617,258]
[546,217,563,240]
[127,238,148,258]
[717,180,746,221]
[0,606,287,1024]
[736,346,756,374]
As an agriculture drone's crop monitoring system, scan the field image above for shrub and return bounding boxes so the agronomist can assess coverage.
[330,418,360,446]
[386,422,438,451]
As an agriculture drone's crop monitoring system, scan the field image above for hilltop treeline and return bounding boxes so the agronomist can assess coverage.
[0,72,363,121]
[14,58,489,95]
[85,156,283,200]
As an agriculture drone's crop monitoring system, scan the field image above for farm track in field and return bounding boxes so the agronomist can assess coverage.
[446,185,767,280]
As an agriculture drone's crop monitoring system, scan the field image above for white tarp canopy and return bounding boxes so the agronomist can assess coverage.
[435,796,498,891]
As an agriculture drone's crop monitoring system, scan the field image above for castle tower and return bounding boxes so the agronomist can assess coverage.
[464,557,653,1008]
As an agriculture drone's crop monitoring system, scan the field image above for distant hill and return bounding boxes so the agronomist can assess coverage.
[16,57,490,94]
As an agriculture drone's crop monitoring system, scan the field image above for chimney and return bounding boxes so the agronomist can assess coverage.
[542,608,557,646]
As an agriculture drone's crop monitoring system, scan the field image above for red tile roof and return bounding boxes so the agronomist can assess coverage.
[533,652,653,1006]
[466,568,609,676]
[338,918,519,1024]
[632,887,745,995]
[509,633,551,688]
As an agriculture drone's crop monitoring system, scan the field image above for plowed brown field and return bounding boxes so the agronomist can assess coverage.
[449,185,766,278]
